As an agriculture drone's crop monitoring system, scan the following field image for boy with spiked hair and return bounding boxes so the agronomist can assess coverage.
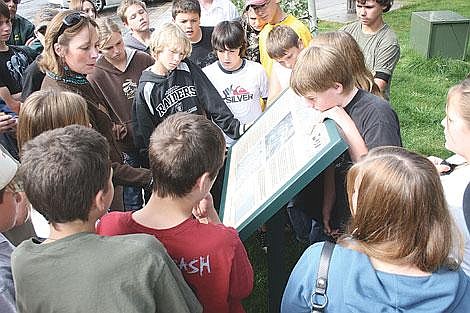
[117,0,153,53]
[98,112,254,313]
[11,125,202,312]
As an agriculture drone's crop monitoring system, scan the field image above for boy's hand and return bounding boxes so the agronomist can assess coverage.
[192,193,222,224]
[427,156,451,174]
[0,113,17,133]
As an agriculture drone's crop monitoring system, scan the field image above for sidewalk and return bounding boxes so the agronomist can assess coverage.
[316,0,402,23]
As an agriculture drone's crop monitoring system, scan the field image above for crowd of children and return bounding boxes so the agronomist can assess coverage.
[0,0,470,312]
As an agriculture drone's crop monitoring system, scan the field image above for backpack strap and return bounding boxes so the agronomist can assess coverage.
[311,241,335,313]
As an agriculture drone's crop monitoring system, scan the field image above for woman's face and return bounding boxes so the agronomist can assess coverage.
[442,94,470,160]
[61,26,99,75]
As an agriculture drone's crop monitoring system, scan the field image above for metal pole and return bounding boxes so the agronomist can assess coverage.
[307,0,318,35]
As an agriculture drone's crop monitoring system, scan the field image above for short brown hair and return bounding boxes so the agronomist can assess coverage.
[150,22,192,59]
[149,112,225,198]
[266,25,300,59]
[172,0,201,19]
[342,146,460,272]
[17,89,89,150]
[0,1,9,19]
[314,31,382,97]
[357,0,393,13]
[39,10,98,76]
[117,0,146,23]
[18,125,111,224]
[290,45,354,96]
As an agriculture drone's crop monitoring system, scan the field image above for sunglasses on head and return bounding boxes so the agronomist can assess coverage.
[36,25,47,36]
[53,12,89,44]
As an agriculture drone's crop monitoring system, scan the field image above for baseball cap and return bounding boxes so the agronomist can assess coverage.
[0,145,19,190]
[245,0,268,9]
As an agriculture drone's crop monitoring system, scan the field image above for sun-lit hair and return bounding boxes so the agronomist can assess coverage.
[150,22,192,59]
[342,146,461,272]
[117,0,147,23]
[17,89,89,150]
[290,45,354,96]
[447,78,470,130]
[266,25,300,60]
[95,17,121,49]
[39,10,98,77]
[314,31,382,98]
[70,0,97,17]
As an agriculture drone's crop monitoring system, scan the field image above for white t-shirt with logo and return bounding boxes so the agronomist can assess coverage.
[204,59,268,146]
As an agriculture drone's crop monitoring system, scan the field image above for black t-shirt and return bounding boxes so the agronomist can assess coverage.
[189,26,217,69]
[464,183,470,232]
[0,46,33,94]
[21,57,45,101]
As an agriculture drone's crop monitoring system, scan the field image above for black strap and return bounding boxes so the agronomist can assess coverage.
[311,241,335,313]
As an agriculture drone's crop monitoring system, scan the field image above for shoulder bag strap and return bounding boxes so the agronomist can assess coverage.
[311,241,335,313]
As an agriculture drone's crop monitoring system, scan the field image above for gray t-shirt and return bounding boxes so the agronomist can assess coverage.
[0,234,15,313]
[12,232,202,313]
[341,21,400,100]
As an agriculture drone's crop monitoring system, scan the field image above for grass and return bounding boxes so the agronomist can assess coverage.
[242,1,470,312]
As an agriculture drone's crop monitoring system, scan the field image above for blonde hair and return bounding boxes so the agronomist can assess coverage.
[95,17,121,49]
[117,0,147,23]
[18,90,89,150]
[39,10,98,76]
[314,31,382,98]
[342,146,460,273]
[150,22,192,59]
[447,78,470,129]
[290,45,354,96]
[266,25,300,60]
[70,0,96,12]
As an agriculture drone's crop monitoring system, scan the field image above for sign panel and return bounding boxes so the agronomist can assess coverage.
[220,89,348,240]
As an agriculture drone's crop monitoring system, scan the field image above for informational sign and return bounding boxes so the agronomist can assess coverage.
[219,89,348,240]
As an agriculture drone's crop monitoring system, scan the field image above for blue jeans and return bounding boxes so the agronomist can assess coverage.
[123,151,144,211]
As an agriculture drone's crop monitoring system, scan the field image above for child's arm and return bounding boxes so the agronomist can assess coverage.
[0,87,21,114]
[132,85,157,153]
[322,106,368,162]
[192,193,222,224]
[228,235,254,302]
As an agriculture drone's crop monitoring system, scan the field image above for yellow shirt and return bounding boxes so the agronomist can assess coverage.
[259,15,312,77]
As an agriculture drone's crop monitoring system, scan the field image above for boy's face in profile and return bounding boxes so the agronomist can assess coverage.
[124,4,149,33]
[246,7,266,31]
[0,14,12,42]
[0,185,29,232]
[275,43,303,69]
[154,45,186,74]
[302,87,340,112]
[173,12,201,42]
[216,47,242,71]
[356,0,385,27]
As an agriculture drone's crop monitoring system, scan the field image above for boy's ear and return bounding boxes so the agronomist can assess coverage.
[194,172,213,194]
[92,188,110,216]
[297,39,304,50]
[333,82,344,94]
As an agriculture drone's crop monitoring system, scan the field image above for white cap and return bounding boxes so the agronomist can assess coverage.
[0,145,18,190]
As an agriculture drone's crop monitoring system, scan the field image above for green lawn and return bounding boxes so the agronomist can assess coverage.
[242,1,470,312]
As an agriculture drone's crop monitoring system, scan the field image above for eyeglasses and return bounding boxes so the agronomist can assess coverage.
[36,25,47,36]
[251,0,271,12]
[53,12,89,44]
[5,177,23,194]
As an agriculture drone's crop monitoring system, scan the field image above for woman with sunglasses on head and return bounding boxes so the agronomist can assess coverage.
[70,0,98,19]
[282,146,470,312]
[428,78,470,277]
[39,10,152,211]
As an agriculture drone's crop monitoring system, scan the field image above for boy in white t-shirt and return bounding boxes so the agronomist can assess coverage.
[203,20,268,146]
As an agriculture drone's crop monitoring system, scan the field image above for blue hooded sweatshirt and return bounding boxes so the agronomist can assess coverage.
[281,242,470,312]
